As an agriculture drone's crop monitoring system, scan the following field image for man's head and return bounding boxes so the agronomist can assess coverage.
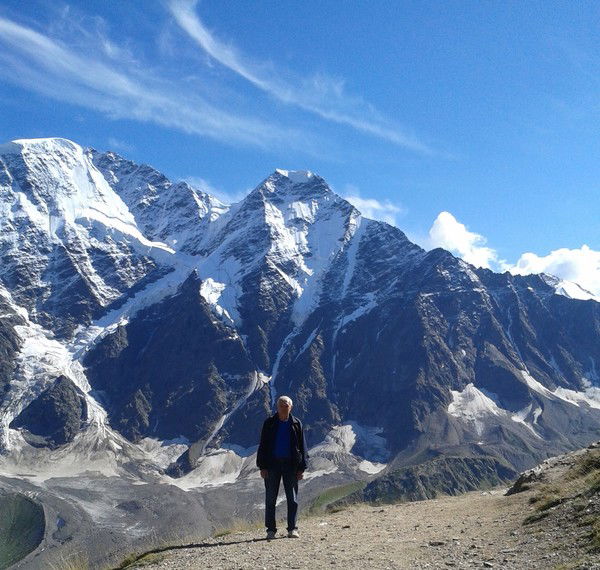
[277,395,292,420]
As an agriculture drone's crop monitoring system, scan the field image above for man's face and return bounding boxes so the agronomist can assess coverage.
[277,400,291,417]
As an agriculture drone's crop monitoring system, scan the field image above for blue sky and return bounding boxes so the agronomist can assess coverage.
[1,1,599,293]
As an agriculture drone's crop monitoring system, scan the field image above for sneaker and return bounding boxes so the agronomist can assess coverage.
[287,528,299,538]
[266,530,276,540]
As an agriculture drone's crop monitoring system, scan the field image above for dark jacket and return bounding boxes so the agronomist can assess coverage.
[256,412,309,472]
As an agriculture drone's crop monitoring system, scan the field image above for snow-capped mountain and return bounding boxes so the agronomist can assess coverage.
[0,138,174,338]
[90,149,229,254]
[1,137,600,535]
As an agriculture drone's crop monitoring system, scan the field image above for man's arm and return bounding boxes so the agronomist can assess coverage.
[297,422,309,473]
[256,420,268,470]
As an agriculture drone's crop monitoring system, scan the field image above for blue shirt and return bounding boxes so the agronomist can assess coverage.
[273,416,292,458]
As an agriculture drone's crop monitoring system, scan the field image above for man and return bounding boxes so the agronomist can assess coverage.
[256,395,309,540]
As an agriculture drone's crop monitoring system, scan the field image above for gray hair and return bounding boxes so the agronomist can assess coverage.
[277,395,293,407]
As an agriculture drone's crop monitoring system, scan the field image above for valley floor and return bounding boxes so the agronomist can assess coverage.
[125,482,599,570]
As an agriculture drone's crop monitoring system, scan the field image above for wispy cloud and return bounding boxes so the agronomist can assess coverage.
[0,15,312,151]
[167,0,433,154]
[342,184,405,226]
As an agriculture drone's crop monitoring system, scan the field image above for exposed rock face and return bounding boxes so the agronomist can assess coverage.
[329,455,519,507]
[0,289,24,402]
[327,455,517,509]
[0,137,599,493]
[83,270,264,444]
[9,375,87,448]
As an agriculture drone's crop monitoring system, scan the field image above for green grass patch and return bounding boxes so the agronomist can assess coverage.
[0,493,45,570]
[577,514,597,528]
[307,480,365,514]
[527,484,564,511]
[572,499,589,513]
[584,472,600,496]
[537,496,564,511]
[523,510,550,525]
[587,516,600,553]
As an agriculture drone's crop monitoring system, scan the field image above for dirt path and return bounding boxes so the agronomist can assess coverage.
[125,482,598,569]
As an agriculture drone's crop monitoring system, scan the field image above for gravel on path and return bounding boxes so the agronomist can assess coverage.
[126,483,599,570]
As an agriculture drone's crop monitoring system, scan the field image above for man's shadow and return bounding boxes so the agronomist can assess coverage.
[113,536,284,568]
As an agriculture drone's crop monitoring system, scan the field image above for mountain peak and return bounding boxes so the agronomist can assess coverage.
[274,168,315,184]
[251,169,331,202]
[0,136,81,155]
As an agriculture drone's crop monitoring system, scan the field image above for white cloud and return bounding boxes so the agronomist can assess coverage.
[427,211,500,269]
[0,16,312,152]
[510,245,600,296]
[167,0,432,154]
[425,211,600,297]
[342,186,404,226]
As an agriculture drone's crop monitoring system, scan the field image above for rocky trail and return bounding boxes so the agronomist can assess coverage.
[123,443,600,570]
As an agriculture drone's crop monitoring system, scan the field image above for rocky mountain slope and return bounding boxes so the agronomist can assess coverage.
[1,136,600,568]
[2,135,600,478]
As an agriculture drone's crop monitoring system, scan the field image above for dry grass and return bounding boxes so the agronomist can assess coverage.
[211,515,264,537]
[589,517,600,552]
[116,511,285,568]
[114,494,355,569]
[46,550,90,570]
[522,446,600,555]
[114,526,211,569]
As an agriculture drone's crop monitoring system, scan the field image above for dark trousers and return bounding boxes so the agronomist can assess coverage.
[264,457,298,532]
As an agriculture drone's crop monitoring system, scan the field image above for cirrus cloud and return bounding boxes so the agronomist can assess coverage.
[342,185,405,226]
[0,15,315,152]
[167,0,433,154]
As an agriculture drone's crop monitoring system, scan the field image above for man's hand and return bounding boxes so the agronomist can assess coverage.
[296,471,304,480]
[260,469,268,479]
